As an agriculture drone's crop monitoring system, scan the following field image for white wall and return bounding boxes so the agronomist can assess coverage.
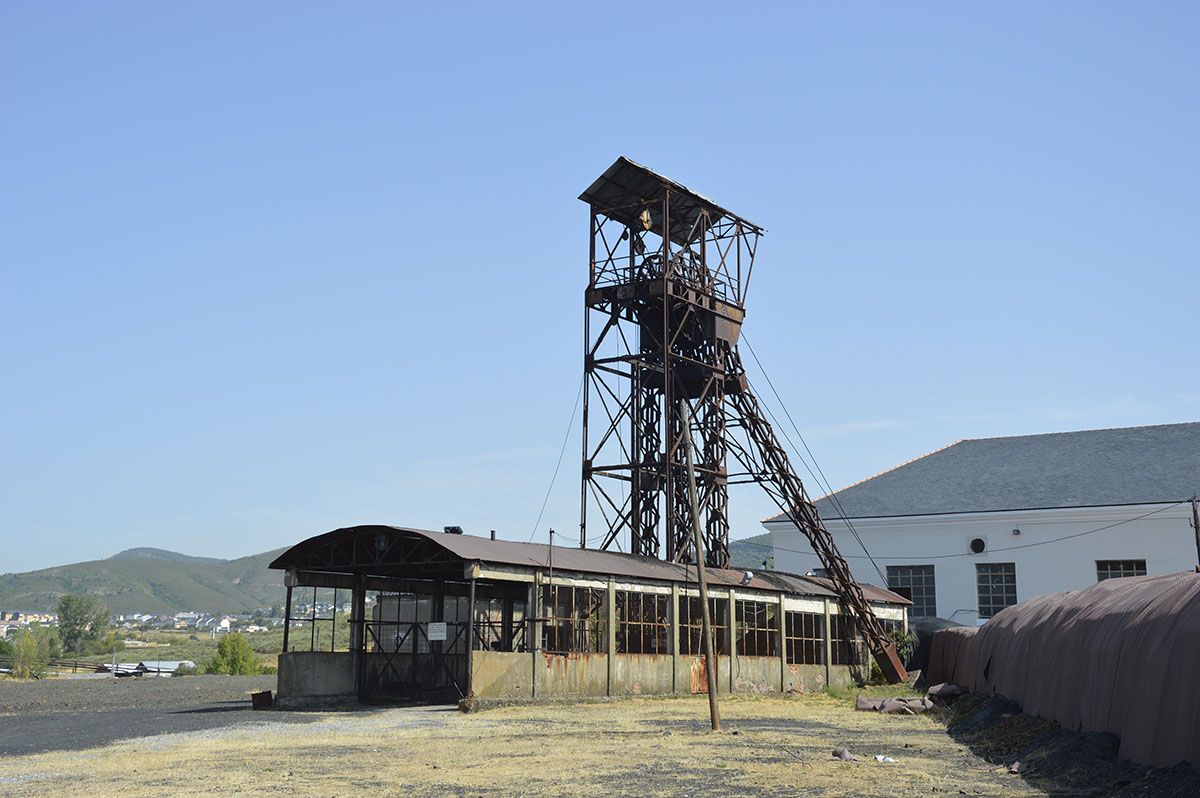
[765,503,1198,626]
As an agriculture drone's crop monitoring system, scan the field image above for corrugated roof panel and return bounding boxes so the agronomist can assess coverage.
[270,525,908,605]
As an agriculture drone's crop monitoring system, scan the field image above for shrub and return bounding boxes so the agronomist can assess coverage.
[11,630,48,679]
[204,633,260,675]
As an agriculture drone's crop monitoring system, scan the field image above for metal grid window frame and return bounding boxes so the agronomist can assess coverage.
[886,564,936,618]
[784,611,824,665]
[829,613,867,666]
[541,585,606,654]
[471,596,528,653]
[615,591,670,654]
[735,599,778,657]
[976,562,1018,619]
[678,596,730,655]
[1096,560,1147,581]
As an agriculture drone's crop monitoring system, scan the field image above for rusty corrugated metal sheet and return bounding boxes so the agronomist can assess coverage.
[270,525,909,605]
[578,156,764,245]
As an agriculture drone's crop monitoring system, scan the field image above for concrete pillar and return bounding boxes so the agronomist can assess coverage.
[727,588,737,694]
[530,574,541,699]
[777,593,787,692]
[669,583,680,695]
[822,597,833,689]
[606,577,616,697]
[350,578,366,700]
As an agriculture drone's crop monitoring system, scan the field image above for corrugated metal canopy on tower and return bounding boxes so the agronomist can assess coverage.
[579,156,763,245]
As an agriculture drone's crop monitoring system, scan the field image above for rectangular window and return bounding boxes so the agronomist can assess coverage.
[678,596,729,655]
[976,563,1017,619]
[1096,560,1147,581]
[615,592,670,654]
[735,600,778,657]
[471,596,528,653]
[784,611,824,665]
[829,613,867,666]
[541,585,605,654]
[886,564,936,618]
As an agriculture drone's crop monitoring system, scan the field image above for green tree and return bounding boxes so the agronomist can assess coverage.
[85,631,126,656]
[0,637,13,658]
[57,595,111,654]
[11,630,48,678]
[204,633,260,675]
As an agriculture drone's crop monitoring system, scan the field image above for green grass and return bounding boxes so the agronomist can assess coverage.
[76,617,355,670]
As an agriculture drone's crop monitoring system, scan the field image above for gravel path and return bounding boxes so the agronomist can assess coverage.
[0,675,324,755]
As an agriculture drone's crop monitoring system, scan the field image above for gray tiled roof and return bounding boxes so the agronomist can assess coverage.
[767,422,1200,521]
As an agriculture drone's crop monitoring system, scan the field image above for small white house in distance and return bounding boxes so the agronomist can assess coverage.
[764,422,1200,626]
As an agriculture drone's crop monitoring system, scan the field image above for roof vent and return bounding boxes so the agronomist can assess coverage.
[444,525,464,535]
[969,537,986,554]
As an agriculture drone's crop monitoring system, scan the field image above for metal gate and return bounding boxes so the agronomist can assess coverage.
[359,592,469,703]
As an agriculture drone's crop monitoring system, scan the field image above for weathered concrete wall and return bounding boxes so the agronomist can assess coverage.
[534,652,609,697]
[471,650,531,699]
[277,651,355,699]
[732,656,780,693]
[783,663,827,693]
[610,654,674,696]
[674,655,732,695]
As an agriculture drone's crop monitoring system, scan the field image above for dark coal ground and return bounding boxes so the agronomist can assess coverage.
[0,675,320,755]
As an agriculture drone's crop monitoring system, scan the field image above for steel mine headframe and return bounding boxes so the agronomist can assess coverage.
[577,157,907,683]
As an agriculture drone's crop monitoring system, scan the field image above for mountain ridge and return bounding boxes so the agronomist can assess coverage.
[0,534,774,616]
[108,547,228,566]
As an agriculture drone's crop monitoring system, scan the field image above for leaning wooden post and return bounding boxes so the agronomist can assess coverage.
[680,399,720,731]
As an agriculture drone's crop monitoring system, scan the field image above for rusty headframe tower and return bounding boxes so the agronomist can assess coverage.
[578,157,906,681]
[579,157,757,568]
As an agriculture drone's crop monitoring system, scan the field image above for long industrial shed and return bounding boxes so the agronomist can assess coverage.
[269,525,910,704]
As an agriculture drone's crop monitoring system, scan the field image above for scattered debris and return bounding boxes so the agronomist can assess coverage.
[855,682,965,715]
[873,755,897,763]
[251,690,273,710]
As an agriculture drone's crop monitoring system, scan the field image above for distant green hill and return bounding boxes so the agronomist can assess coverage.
[108,547,226,566]
[729,533,773,570]
[1,534,775,616]
[0,548,287,615]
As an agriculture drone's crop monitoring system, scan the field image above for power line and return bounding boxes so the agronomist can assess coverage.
[528,375,584,543]
[745,501,1185,562]
[740,334,887,582]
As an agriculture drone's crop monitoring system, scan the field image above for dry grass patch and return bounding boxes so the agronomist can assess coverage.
[0,692,1041,798]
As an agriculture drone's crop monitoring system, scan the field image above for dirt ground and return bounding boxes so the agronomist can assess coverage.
[2,683,1196,797]
[1,687,1044,798]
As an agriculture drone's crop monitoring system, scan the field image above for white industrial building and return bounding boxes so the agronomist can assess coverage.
[764,422,1200,626]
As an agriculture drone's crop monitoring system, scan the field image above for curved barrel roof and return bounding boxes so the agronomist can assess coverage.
[270,524,908,605]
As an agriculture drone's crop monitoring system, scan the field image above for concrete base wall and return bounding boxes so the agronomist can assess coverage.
[783,663,827,693]
[534,652,609,697]
[277,652,356,700]
[731,656,779,693]
[472,652,860,700]
[610,654,674,696]
[472,650,532,699]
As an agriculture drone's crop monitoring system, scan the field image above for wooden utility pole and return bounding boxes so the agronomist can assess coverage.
[1191,495,1200,573]
[679,399,720,731]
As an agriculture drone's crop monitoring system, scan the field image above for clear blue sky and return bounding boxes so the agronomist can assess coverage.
[2,3,1197,573]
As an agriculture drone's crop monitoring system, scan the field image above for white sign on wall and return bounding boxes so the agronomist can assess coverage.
[426,622,447,641]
